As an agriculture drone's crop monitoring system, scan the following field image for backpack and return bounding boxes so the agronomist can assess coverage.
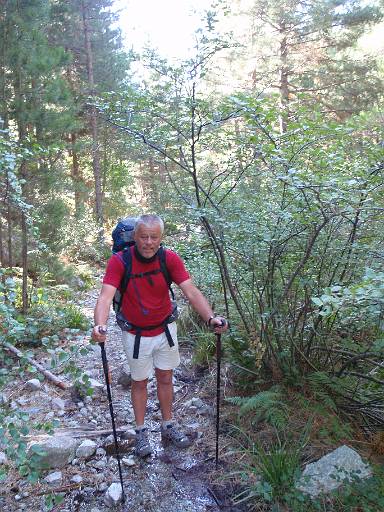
[112,217,137,254]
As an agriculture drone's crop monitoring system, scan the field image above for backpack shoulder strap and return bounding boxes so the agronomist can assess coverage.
[120,246,133,294]
[158,246,175,300]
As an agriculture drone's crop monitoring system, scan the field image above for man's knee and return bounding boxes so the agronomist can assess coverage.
[155,368,173,385]
[132,378,148,390]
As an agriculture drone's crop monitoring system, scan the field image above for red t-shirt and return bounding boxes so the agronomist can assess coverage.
[103,246,190,336]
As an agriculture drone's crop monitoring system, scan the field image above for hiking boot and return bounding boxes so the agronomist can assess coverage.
[161,424,190,448]
[134,428,152,457]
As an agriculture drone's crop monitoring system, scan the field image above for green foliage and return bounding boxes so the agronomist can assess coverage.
[191,330,216,367]
[306,371,340,411]
[233,429,307,506]
[227,386,289,429]
[0,399,60,485]
[60,303,90,331]
[44,493,65,511]
[0,270,92,484]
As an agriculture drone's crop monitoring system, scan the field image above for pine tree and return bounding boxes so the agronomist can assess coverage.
[220,0,383,125]
[49,0,129,235]
[0,0,76,310]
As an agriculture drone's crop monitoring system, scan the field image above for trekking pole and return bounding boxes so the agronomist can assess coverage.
[98,328,125,502]
[215,331,222,469]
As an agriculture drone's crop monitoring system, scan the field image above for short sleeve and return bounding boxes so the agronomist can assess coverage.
[103,254,125,289]
[165,250,190,285]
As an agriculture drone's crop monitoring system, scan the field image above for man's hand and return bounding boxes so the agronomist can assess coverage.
[92,325,107,343]
[209,316,228,334]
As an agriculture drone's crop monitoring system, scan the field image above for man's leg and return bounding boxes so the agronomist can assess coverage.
[131,378,152,457]
[131,378,149,426]
[153,324,189,448]
[155,368,173,421]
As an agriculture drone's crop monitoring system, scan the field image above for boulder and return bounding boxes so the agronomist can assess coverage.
[122,455,136,467]
[71,474,83,484]
[28,435,79,469]
[88,378,105,397]
[296,445,372,498]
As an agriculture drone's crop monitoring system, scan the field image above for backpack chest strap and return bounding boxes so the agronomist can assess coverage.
[127,268,162,280]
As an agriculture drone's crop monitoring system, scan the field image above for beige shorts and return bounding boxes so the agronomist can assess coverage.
[121,322,180,381]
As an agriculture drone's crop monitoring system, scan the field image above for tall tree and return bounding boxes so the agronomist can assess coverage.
[217,0,383,125]
[0,0,75,310]
[49,0,129,236]
[81,0,103,237]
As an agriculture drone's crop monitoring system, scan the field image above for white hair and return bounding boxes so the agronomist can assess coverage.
[134,214,164,234]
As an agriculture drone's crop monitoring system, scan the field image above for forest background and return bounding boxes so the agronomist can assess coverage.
[1,0,384,510]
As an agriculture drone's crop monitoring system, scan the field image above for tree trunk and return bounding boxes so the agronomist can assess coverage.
[0,213,4,266]
[278,24,289,134]
[21,209,28,313]
[81,0,103,241]
[7,178,13,268]
[70,133,83,217]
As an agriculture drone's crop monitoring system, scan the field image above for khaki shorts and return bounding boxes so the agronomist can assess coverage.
[121,322,180,381]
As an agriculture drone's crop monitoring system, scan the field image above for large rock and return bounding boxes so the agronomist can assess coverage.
[296,445,371,498]
[51,397,66,410]
[104,482,124,507]
[28,435,80,469]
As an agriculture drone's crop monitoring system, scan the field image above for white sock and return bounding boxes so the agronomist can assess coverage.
[135,424,146,432]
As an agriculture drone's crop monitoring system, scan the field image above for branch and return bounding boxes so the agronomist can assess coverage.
[2,341,69,390]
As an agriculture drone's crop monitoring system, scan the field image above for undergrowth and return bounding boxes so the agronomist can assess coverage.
[0,268,93,486]
[222,369,383,511]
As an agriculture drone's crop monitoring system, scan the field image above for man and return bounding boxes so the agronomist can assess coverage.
[92,214,228,457]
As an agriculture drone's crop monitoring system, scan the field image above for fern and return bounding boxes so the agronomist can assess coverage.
[227,386,288,429]
[306,371,341,411]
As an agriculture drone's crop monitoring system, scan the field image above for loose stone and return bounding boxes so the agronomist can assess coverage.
[104,482,123,507]
[25,379,41,391]
[76,439,97,459]
[44,471,62,485]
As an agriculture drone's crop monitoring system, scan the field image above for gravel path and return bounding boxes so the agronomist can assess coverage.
[1,285,241,512]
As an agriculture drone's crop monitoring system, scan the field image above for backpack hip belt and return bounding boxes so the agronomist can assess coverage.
[116,306,179,359]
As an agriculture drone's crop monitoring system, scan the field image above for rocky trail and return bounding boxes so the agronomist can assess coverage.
[1,287,242,512]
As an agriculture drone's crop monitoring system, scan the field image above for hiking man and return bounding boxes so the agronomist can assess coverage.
[92,214,228,457]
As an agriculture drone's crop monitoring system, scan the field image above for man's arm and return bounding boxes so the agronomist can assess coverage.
[92,283,117,343]
[178,279,228,333]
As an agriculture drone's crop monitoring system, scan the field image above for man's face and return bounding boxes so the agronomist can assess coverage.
[134,224,163,259]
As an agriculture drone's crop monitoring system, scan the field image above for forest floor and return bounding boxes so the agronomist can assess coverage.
[1,284,246,512]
